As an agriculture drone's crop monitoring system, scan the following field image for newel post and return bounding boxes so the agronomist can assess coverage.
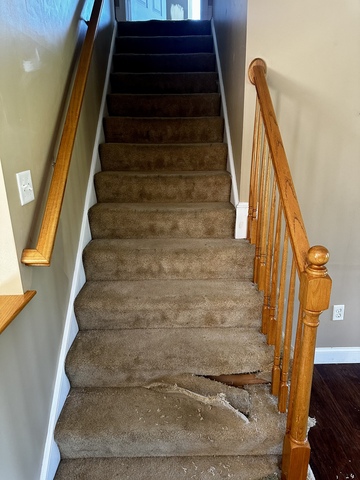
[281,246,332,480]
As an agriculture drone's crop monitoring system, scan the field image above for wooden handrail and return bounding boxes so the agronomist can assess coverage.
[0,291,37,334]
[248,58,309,273]
[21,0,104,266]
[247,58,332,480]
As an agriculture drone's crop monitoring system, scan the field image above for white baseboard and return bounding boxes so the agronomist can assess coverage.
[314,347,360,364]
[235,202,248,239]
[211,19,240,210]
[40,21,117,480]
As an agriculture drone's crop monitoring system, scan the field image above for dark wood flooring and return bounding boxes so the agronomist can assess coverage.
[309,363,360,479]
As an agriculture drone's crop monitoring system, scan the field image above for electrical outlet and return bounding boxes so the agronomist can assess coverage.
[16,170,35,206]
[332,305,345,321]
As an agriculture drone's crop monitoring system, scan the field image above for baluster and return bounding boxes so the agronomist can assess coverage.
[278,257,296,412]
[248,99,261,243]
[258,147,272,291]
[254,136,268,284]
[262,179,276,335]
[272,228,289,396]
[282,246,331,480]
[267,201,283,343]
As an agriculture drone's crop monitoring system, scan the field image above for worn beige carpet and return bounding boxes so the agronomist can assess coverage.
[54,19,286,479]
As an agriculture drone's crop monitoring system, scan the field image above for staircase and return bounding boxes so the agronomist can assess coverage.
[54,20,286,479]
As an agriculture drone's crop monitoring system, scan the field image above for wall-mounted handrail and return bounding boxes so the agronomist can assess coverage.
[248,58,332,480]
[21,0,104,267]
[0,291,37,334]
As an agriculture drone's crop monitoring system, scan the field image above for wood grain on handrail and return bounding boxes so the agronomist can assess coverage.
[21,0,104,266]
[248,59,310,272]
[0,291,37,334]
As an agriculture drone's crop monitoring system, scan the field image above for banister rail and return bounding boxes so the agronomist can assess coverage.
[0,291,37,334]
[21,0,104,266]
[247,58,332,480]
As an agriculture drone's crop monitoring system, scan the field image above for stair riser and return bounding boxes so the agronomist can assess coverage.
[94,172,231,203]
[110,72,219,94]
[99,144,227,172]
[65,328,273,387]
[83,240,254,282]
[113,53,216,73]
[116,35,214,54]
[117,20,212,37]
[107,94,220,117]
[103,117,224,144]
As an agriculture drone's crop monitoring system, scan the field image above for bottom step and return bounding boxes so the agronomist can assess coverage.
[55,384,286,459]
[55,456,280,479]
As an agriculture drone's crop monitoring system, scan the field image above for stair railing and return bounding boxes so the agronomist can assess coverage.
[21,0,104,267]
[247,59,332,480]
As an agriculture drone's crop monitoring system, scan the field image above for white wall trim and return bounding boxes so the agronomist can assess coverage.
[40,21,117,480]
[235,202,248,239]
[314,347,360,364]
[211,19,240,211]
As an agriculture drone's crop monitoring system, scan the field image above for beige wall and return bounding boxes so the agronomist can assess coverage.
[213,0,360,348]
[212,0,247,188]
[0,0,114,478]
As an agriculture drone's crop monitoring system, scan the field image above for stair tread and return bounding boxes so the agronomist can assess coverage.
[117,20,212,37]
[90,201,234,210]
[95,170,230,177]
[107,93,220,117]
[55,384,285,458]
[88,202,235,240]
[99,143,227,171]
[103,116,224,144]
[116,35,214,55]
[113,53,216,73]
[94,170,231,203]
[110,72,219,94]
[83,238,254,282]
[55,455,280,480]
[75,278,262,330]
[66,328,273,387]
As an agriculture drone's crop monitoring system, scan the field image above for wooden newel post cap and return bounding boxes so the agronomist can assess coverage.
[307,245,330,270]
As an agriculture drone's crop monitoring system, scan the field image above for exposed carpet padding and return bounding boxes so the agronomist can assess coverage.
[89,203,235,239]
[83,239,254,281]
[74,279,262,330]
[99,143,227,171]
[55,456,281,480]
[94,171,231,203]
[55,19,287,479]
[65,328,273,387]
[55,385,285,459]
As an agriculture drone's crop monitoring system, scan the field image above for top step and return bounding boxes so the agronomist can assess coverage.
[117,20,212,37]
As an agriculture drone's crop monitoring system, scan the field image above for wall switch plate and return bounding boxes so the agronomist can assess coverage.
[16,170,35,206]
[332,304,345,321]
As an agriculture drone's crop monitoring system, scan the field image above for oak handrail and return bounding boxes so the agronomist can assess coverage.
[0,291,37,334]
[248,58,332,480]
[248,59,309,273]
[21,0,104,266]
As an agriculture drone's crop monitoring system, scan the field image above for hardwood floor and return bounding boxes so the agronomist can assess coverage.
[309,364,360,479]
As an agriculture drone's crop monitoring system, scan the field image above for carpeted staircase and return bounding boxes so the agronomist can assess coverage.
[54,20,286,479]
